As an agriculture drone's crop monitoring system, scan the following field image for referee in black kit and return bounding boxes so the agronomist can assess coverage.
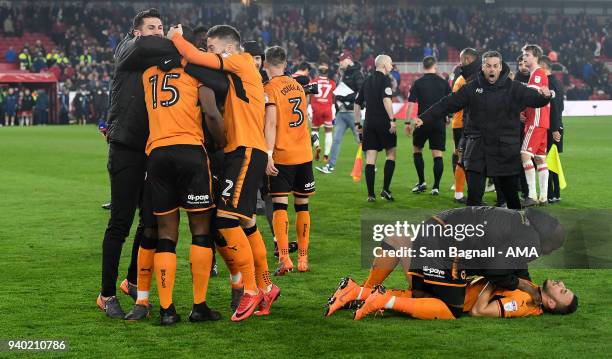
[354,54,397,202]
[406,56,451,196]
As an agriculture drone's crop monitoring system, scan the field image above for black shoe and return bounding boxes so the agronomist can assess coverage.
[189,302,221,322]
[522,198,538,207]
[380,189,394,201]
[367,196,376,202]
[124,304,150,321]
[231,287,244,312]
[495,201,507,208]
[412,183,427,193]
[160,304,181,326]
[97,295,126,319]
[101,202,112,210]
[454,197,466,204]
[431,188,439,196]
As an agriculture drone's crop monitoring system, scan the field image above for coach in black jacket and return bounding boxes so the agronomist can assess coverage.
[416,51,551,209]
[99,9,180,318]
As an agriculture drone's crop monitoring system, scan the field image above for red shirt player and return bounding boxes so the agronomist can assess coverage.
[310,64,336,162]
[521,44,551,205]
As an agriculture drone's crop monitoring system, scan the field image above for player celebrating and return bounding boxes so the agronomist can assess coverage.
[169,24,280,322]
[521,44,551,206]
[263,46,316,275]
[310,64,336,163]
[140,30,223,325]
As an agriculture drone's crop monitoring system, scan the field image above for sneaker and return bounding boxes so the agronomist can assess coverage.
[315,164,333,174]
[431,188,439,196]
[230,286,244,312]
[314,146,321,161]
[354,285,392,320]
[124,303,150,321]
[412,182,427,193]
[323,155,329,164]
[485,183,495,193]
[380,190,394,201]
[189,302,221,322]
[96,294,126,319]
[548,197,560,204]
[297,256,309,272]
[231,291,264,322]
[255,284,281,316]
[274,257,294,276]
[101,202,112,210]
[522,197,539,207]
[367,196,376,202]
[325,277,361,317]
[454,197,466,204]
[120,279,137,302]
[160,304,181,326]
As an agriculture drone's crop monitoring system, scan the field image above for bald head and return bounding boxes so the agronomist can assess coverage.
[375,54,392,74]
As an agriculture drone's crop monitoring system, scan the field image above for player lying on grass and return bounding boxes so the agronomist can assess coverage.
[325,206,578,319]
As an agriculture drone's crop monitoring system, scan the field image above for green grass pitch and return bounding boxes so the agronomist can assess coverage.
[1,117,612,358]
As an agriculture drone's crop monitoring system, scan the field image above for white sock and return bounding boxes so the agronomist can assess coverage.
[537,162,549,201]
[230,272,242,285]
[523,160,537,200]
[356,287,365,301]
[384,296,396,309]
[137,290,149,301]
[324,131,333,156]
[455,192,464,200]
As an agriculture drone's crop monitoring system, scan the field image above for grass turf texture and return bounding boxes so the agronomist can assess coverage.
[1,117,611,358]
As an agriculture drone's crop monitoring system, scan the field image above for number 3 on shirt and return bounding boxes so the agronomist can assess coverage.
[149,73,180,109]
[288,97,304,127]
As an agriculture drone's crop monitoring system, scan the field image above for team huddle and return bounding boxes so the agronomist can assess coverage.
[97,9,316,325]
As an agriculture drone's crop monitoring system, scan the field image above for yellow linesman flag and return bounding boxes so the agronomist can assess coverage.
[351,144,363,182]
[546,144,567,189]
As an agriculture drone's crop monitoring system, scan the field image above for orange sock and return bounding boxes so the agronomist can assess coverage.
[388,289,412,298]
[216,244,241,283]
[190,235,213,304]
[295,205,310,258]
[455,165,465,194]
[362,254,398,287]
[136,239,156,305]
[273,205,289,259]
[218,226,257,294]
[154,239,177,310]
[392,297,456,320]
[246,226,272,290]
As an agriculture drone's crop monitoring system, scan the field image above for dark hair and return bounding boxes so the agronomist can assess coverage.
[423,56,437,70]
[181,25,196,46]
[460,48,479,60]
[522,44,544,59]
[132,8,161,30]
[539,55,553,70]
[265,46,287,66]
[193,25,208,49]
[207,25,241,45]
[546,294,579,315]
[482,51,503,63]
[517,54,524,63]
[297,62,311,71]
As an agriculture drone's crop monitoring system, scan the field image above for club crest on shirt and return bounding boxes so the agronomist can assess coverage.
[504,300,518,312]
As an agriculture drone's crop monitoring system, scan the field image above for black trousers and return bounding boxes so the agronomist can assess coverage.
[466,170,521,209]
[101,143,147,297]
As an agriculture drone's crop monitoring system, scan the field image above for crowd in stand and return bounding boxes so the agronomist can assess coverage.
[1,1,611,125]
